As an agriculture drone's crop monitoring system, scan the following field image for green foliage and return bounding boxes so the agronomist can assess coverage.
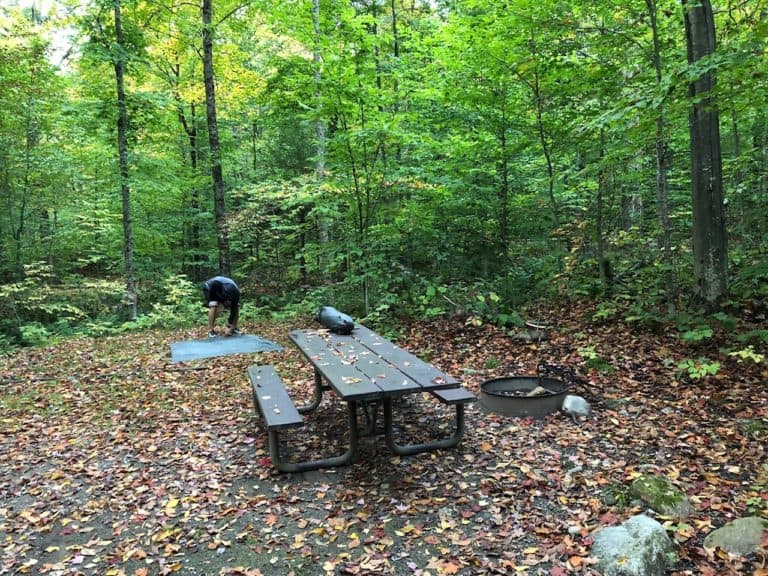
[0,266,210,345]
[19,322,52,347]
[417,283,450,318]
[464,288,525,329]
[730,246,768,301]
[0,263,123,344]
[497,311,525,329]
[736,329,768,346]
[741,422,766,443]
[0,0,766,345]
[578,345,614,373]
[589,295,667,330]
[727,346,765,364]
[0,333,18,356]
[601,485,632,510]
[404,279,525,329]
[592,303,618,322]
[117,274,202,333]
[680,326,713,343]
[623,304,666,331]
[710,312,737,331]
[676,357,721,380]
[672,311,739,344]
[743,495,767,516]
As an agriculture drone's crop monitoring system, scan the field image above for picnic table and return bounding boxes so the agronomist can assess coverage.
[249,325,476,473]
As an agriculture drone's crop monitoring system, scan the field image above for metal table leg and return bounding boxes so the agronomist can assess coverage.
[298,368,328,414]
[383,398,467,456]
[268,401,360,473]
[360,400,382,435]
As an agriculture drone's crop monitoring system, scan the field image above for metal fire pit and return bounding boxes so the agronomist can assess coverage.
[480,376,571,418]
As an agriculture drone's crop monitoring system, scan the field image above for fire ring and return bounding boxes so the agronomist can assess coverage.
[480,376,571,418]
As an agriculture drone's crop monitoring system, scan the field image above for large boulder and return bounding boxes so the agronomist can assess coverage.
[703,516,768,557]
[630,474,692,519]
[591,514,677,576]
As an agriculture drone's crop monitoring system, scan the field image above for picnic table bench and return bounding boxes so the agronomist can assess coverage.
[248,324,476,473]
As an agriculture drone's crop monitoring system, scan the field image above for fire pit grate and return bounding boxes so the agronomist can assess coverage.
[480,370,573,418]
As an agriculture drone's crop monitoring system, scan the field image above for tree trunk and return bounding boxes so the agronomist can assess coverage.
[646,0,675,312]
[390,0,400,93]
[596,131,611,291]
[528,31,559,228]
[498,121,510,252]
[298,205,309,284]
[189,102,202,280]
[682,0,728,308]
[113,0,137,320]
[731,110,742,189]
[14,113,30,274]
[312,0,331,283]
[175,77,203,280]
[390,0,400,58]
[752,113,767,248]
[370,1,382,93]
[252,118,259,173]
[202,0,230,276]
[755,113,767,198]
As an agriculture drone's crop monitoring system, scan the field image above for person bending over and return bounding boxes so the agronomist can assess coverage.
[202,276,241,338]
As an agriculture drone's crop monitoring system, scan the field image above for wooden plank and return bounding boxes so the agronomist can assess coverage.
[430,387,476,405]
[289,330,382,400]
[248,365,303,429]
[324,332,421,396]
[351,325,461,390]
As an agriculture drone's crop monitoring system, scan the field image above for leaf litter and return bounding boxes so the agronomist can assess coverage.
[0,306,766,575]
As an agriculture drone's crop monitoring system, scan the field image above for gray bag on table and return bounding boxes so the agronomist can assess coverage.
[316,306,355,335]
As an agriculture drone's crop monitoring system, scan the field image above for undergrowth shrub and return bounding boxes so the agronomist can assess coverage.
[730,247,768,301]
[131,274,201,330]
[0,263,126,348]
[0,268,211,348]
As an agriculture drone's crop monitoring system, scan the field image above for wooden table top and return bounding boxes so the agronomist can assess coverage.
[289,325,460,401]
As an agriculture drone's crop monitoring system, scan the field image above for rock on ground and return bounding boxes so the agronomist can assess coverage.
[630,474,692,519]
[703,516,768,557]
[591,514,677,576]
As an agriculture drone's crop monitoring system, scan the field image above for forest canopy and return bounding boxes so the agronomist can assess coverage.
[0,0,766,348]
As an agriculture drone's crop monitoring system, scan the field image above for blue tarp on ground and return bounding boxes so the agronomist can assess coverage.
[170,334,283,362]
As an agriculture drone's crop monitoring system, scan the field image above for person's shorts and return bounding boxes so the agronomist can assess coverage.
[207,300,220,308]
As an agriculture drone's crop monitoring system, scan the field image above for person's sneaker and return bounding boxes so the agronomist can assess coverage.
[208,331,217,339]
[230,328,242,336]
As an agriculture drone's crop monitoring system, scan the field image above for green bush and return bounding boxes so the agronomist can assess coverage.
[677,357,721,380]
[19,322,52,346]
[0,263,127,346]
[0,268,214,346]
[0,333,19,355]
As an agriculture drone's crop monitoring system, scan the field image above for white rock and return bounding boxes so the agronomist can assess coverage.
[592,514,677,576]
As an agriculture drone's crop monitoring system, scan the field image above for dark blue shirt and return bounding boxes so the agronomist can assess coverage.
[202,276,240,325]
